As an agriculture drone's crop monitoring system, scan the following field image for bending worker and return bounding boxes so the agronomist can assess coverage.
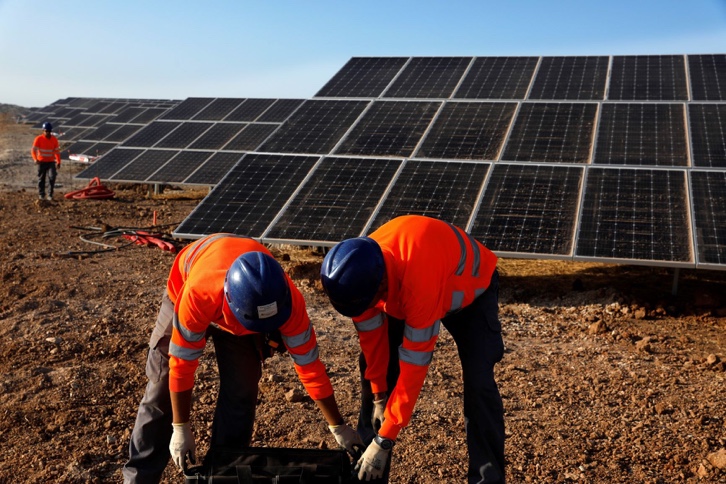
[321,215,505,483]
[123,233,362,483]
[31,121,61,201]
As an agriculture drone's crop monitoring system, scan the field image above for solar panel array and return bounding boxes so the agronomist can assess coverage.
[48,55,726,270]
[74,97,305,185]
[23,97,181,159]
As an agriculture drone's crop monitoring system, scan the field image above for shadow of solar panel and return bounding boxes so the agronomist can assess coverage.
[109,149,179,182]
[688,54,726,101]
[154,122,213,149]
[183,152,243,185]
[417,102,516,160]
[132,107,171,124]
[334,101,440,157]
[383,57,471,99]
[576,168,691,263]
[146,151,214,184]
[315,57,408,98]
[188,123,247,150]
[224,99,276,122]
[454,57,538,99]
[265,157,402,243]
[259,100,369,154]
[103,124,143,143]
[470,164,582,255]
[608,55,688,101]
[160,97,214,120]
[75,148,145,180]
[221,124,278,151]
[192,98,246,121]
[529,56,608,100]
[174,154,320,238]
[689,104,726,168]
[691,171,726,266]
[121,121,181,147]
[595,103,688,166]
[256,99,305,122]
[368,160,489,231]
[502,103,597,163]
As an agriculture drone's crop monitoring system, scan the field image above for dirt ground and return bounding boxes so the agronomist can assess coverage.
[1,114,725,483]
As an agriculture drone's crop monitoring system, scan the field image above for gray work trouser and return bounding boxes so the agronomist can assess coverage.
[36,162,57,198]
[122,292,262,484]
[359,270,505,484]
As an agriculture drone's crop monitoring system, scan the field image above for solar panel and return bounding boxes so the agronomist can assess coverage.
[315,57,408,98]
[382,57,472,99]
[528,56,609,100]
[688,54,726,101]
[174,154,320,238]
[160,97,214,120]
[75,148,145,179]
[192,98,246,121]
[688,104,726,168]
[258,100,369,154]
[187,123,247,150]
[256,99,305,122]
[82,123,123,141]
[576,167,691,263]
[470,164,583,255]
[454,56,538,99]
[153,122,213,149]
[145,151,215,184]
[82,142,116,158]
[690,170,726,266]
[183,152,243,185]
[368,160,490,230]
[103,124,143,143]
[502,103,598,163]
[334,100,441,157]
[595,103,688,166]
[109,149,179,182]
[608,55,688,101]
[112,107,147,123]
[132,107,171,124]
[264,157,402,243]
[224,99,276,122]
[121,121,181,147]
[222,124,279,151]
[416,102,516,160]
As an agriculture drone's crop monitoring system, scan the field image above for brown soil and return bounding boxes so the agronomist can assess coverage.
[1,115,725,483]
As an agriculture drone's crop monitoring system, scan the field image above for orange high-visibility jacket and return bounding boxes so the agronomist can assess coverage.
[167,233,333,400]
[31,134,61,163]
[353,215,498,440]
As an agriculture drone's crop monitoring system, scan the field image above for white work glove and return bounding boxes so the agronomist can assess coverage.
[356,439,390,481]
[372,396,387,432]
[169,422,196,470]
[329,423,365,456]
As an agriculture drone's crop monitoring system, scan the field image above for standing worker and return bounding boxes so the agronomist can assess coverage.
[320,215,505,483]
[31,122,61,200]
[123,233,363,483]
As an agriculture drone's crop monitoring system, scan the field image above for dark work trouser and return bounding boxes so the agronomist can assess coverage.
[122,292,262,484]
[359,270,504,484]
[36,162,57,198]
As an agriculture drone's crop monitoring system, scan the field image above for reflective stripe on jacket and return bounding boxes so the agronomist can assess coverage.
[354,215,498,440]
[31,135,61,162]
[167,233,332,399]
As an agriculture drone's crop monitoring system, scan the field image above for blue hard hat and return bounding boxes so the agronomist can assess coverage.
[224,251,292,332]
[42,122,53,131]
[320,237,384,317]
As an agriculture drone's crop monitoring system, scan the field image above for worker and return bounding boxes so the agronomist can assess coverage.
[123,234,363,484]
[31,121,61,201]
[320,215,505,483]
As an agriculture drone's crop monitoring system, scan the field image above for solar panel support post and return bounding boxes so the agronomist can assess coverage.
[672,268,680,296]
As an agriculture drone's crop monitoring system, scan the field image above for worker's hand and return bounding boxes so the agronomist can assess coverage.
[56,162,61,169]
[328,423,364,457]
[169,422,196,470]
[372,396,387,432]
[356,439,390,481]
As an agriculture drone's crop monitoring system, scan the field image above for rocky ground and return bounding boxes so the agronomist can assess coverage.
[1,115,725,483]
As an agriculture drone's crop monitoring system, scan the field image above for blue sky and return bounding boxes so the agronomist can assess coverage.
[2,0,726,108]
